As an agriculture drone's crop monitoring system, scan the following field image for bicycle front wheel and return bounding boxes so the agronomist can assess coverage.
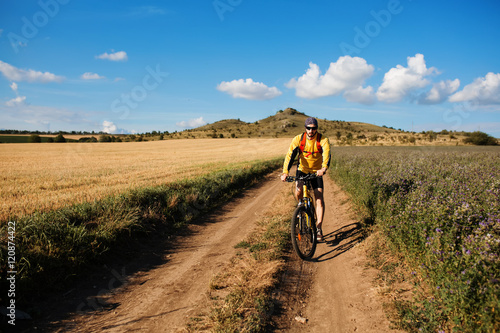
[291,206,317,260]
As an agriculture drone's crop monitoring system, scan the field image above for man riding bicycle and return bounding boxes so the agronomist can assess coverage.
[281,117,331,241]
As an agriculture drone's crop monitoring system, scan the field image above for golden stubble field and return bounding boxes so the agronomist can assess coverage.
[1,138,291,221]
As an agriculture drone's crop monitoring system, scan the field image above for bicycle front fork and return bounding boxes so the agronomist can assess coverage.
[299,210,311,235]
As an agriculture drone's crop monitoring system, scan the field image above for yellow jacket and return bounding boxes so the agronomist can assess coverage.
[282,132,331,174]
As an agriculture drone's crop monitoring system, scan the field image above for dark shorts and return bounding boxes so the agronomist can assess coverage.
[296,170,324,190]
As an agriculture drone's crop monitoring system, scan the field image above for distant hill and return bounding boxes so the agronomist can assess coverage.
[3,108,496,146]
[185,107,399,139]
[178,107,492,146]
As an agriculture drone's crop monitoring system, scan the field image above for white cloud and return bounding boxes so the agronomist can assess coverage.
[217,78,282,100]
[128,6,167,17]
[10,82,18,92]
[343,86,375,105]
[6,96,26,107]
[100,121,131,134]
[96,51,128,62]
[176,117,207,128]
[286,56,374,99]
[6,82,27,106]
[449,72,500,105]
[0,60,65,83]
[81,72,105,80]
[376,54,437,103]
[419,79,460,104]
[102,120,118,134]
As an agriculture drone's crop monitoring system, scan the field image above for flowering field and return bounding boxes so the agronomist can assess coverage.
[330,146,499,332]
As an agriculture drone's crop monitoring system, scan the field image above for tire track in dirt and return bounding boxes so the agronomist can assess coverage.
[51,171,283,332]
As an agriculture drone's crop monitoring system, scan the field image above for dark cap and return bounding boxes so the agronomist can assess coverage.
[305,117,318,127]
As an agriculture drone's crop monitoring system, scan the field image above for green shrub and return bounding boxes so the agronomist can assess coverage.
[78,137,98,142]
[54,133,66,142]
[28,134,41,143]
[99,134,112,142]
[463,131,498,145]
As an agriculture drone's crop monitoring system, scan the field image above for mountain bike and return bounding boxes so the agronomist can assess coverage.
[286,173,318,260]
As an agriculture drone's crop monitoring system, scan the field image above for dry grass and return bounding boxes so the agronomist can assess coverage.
[0,138,290,221]
[361,229,418,329]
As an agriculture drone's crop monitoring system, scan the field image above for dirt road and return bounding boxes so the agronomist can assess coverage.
[48,171,397,332]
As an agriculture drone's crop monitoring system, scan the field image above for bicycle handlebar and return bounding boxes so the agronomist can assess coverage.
[285,173,319,182]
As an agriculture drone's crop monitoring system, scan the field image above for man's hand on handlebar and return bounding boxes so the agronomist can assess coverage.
[281,170,326,182]
[316,167,327,177]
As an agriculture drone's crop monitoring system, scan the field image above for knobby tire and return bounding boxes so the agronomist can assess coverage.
[291,206,317,260]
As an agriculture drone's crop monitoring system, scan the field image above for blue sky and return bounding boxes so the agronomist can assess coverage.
[1,0,500,137]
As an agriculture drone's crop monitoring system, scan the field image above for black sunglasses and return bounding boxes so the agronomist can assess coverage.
[305,126,317,131]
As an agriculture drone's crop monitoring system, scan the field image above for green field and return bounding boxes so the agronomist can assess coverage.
[0,135,78,143]
[0,135,48,143]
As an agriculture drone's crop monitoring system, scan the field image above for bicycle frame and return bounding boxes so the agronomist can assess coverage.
[300,182,315,226]
[286,174,318,259]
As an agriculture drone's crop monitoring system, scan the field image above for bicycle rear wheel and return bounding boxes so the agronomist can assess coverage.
[291,206,317,260]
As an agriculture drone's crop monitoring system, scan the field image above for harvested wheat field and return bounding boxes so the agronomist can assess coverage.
[0,138,290,221]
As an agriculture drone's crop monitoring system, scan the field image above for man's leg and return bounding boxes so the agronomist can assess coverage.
[295,181,303,202]
[314,188,325,239]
